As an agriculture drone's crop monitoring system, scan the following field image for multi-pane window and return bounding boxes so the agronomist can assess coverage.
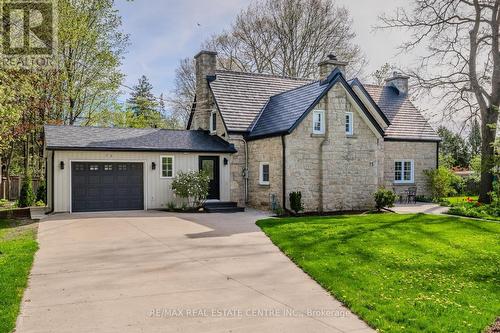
[346,112,354,135]
[161,156,174,178]
[260,162,270,185]
[395,160,414,183]
[312,110,325,134]
[210,111,217,133]
[75,164,84,171]
[89,165,99,171]
[104,164,113,171]
[117,164,127,171]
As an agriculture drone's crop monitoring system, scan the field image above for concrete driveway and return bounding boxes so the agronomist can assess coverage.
[17,210,372,333]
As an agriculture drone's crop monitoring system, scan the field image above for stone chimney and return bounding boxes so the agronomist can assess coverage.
[385,71,409,96]
[193,50,217,130]
[318,54,348,81]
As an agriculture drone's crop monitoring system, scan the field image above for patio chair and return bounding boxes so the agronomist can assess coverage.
[407,187,417,204]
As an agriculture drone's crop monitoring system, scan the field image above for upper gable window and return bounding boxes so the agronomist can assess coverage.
[346,112,354,135]
[312,110,325,135]
[210,111,217,134]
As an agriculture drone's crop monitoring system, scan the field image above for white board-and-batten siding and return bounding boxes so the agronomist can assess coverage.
[47,150,231,213]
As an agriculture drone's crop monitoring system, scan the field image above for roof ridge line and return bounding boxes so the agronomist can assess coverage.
[267,80,319,99]
[215,69,313,82]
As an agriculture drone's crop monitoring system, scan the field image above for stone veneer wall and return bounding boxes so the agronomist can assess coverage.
[247,137,283,210]
[383,141,438,197]
[286,84,380,212]
[227,134,247,207]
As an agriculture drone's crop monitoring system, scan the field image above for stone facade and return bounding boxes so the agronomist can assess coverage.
[383,141,438,197]
[188,51,438,211]
[191,51,217,131]
[285,84,380,212]
[247,137,283,210]
[227,134,247,207]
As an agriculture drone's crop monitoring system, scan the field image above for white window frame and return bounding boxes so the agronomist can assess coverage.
[312,110,325,135]
[160,156,174,178]
[394,159,414,184]
[346,112,354,135]
[259,162,270,185]
[210,110,217,134]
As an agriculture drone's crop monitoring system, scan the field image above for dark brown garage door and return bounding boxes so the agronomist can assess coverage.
[72,162,144,212]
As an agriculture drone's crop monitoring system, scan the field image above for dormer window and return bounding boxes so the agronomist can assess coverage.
[210,111,217,134]
[312,110,325,135]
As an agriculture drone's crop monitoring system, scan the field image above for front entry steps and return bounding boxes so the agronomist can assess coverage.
[204,202,245,213]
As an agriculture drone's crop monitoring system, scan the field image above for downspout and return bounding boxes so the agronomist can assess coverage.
[281,135,287,211]
[231,137,249,203]
[318,107,329,213]
[48,150,55,214]
[436,142,440,169]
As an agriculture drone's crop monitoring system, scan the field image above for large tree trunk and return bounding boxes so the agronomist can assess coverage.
[479,105,499,203]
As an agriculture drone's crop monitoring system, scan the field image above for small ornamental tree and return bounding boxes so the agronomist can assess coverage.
[373,188,397,212]
[19,175,36,208]
[171,171,210,209]
[289,191,304,214]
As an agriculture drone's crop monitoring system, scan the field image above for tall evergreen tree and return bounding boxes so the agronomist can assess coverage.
[127,75,157,117]
[468,118,482,157]
[437,126,470,168]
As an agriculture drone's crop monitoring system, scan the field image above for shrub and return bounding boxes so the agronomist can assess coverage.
[36,182,46,203]
[171,171,210,208]
[166,202,177,211]
[289,191,304,214]
[373,188,397,212]
[424,167,458,200]
[35,200,46,207]
[18,175,35,208]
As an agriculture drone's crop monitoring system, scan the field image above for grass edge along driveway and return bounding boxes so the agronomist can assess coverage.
[257,213,500,333]
[0,219,38,333]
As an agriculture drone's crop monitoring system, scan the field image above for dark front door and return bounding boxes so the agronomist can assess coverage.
[72,162,144,212]
[199,156,220,200]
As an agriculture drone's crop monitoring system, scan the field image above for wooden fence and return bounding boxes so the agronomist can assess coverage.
[0,176,42,201]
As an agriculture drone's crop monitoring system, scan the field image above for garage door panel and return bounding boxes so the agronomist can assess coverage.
[72,162,144,212]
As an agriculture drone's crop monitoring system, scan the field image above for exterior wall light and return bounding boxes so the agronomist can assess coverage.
[60,161,65,170]
[152,162,156,170]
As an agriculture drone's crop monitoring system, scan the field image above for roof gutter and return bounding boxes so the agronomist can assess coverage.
[45,147,237,154]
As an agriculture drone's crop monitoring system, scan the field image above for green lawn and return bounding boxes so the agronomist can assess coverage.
[257,214,500,333]
[0,219,38,333]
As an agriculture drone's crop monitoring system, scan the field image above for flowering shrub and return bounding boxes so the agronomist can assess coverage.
[171,171,210,209]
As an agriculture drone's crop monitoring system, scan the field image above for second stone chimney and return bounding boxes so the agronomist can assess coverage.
[385,71,409,96]
[193,50,217,130]
[318,54,348,81]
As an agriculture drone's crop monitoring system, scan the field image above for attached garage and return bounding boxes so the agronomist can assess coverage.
[71,162,144,212]
[45,126,236,213]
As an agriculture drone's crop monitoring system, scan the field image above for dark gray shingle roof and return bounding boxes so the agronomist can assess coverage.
[209,70,312,132]
[45,126,237,153]
[248,81,327,138]
[362,84,440,141]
